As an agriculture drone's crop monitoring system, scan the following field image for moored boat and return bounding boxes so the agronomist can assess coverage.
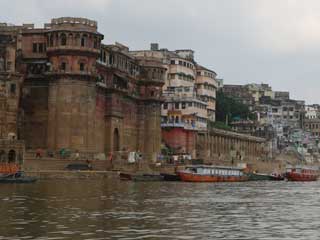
[285,165,319,181]
[247,172,285,181]
[160,173,181,181]
[0,172,38,184]
[119,172,164,181]
[132,174,164,182]
[178,165,248,182]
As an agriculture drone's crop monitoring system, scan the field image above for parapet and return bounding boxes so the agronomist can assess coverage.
[49,17,98,31]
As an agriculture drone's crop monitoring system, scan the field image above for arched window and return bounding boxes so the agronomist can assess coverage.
[60,33,67,46]
[79,62,85,71]
[49,35,53,47]
[60,61,67,71]
[8,150,16,163]
[94,37,98,49]
[81,35,87,47]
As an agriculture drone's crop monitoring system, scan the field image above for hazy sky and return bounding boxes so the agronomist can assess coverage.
[1,0,320,104]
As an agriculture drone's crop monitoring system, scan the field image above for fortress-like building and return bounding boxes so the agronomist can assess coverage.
[0,17,266,169]
[0,17,165,162]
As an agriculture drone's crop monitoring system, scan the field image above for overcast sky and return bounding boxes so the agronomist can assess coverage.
[1,0,320,104]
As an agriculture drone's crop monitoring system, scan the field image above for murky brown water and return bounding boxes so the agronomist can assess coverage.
[0,179,319,239]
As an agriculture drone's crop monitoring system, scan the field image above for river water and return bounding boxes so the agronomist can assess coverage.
[0,179,319,239]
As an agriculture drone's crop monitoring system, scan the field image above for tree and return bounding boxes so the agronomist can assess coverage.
[216,89,255,125]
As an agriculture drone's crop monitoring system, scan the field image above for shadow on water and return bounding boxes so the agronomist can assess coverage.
[0,179,319,239]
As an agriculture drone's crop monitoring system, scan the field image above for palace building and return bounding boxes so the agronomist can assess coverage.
[0,17,165,163]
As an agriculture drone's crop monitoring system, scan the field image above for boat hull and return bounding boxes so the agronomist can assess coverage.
[0,177,38,183]
[179,171,248,182]
[160,173,181,181]
[247,173,284,181]
[286,172,318,181]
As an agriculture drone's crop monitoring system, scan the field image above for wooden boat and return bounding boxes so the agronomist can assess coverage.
[160,173,181,181]
[119,172,132,181]
[285,165,319,181]
[0,176,38,183]
[0,172,38,183]
[132,174,164,182]
[247,172,285,181]
[119,172,164,181]
[178,165,248,182]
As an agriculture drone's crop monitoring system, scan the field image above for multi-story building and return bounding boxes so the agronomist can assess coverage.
[0,17,165,163]
[305,105,319,119]
[130,44,218,157]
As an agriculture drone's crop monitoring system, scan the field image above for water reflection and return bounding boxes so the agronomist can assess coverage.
[0,179,319,239]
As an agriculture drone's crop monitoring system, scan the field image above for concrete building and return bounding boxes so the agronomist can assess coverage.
[130,44,218,157]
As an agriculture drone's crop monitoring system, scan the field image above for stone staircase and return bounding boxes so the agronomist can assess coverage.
[23,150,111,171]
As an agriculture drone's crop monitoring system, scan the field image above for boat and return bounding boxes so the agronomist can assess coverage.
[178,165,248,182]
[0,176,38,183]
[160,173,181,181]
[119,172,164,181]
[247,172,285,181]
[119,172,132,181]
[285,165,319,181]
[0,172,38,183]
[132,174,164,182]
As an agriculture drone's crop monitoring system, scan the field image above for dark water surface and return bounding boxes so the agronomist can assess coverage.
[0,179,319,239]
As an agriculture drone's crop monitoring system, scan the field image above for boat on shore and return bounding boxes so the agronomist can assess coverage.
[178,165,248,182]
[285,165,319,181]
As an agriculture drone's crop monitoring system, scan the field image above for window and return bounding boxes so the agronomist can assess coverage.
[182,102,186,109]
[94,37,98,48]
[33,43,37,53]
[175,103,179,109]
[10,84,16,94]
[81,36,86,47]
[179,61,182,65]
[163,103,168,109]
[175,116,179,123]
[80,63,85,71]
[188,102,192,107]
[61,62,66,71]
[38,43,44,53]
[170,60,175,65]
[49,35,53,47]
[60,34,67,46]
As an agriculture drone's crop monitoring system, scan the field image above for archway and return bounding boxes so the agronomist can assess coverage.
[0,150,5,163]
[8,150,16,163]
[113,128,120,152]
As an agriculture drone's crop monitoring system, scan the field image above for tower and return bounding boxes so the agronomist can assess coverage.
[46,17,103,152]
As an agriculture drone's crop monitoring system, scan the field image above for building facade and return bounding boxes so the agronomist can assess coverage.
[130,44,218,157]
[0,17,165,163]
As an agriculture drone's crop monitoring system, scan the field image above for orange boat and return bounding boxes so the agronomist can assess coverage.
[286,165,319,181]
[178,165,248,182]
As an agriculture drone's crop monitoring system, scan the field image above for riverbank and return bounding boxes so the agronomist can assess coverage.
[25,170,118,179]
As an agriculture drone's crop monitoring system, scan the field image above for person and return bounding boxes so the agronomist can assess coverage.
[75,151,80,161]
[36,148,42,158]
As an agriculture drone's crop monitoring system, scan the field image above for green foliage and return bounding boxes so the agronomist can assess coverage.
[216,90,255,124]
[208,121,233,131]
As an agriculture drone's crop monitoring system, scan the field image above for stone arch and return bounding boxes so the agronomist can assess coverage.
[60,33,67,46]
[113,128,120,152]
[81,34,87,47]
[0,150,6,162]
[8,150,16,163]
